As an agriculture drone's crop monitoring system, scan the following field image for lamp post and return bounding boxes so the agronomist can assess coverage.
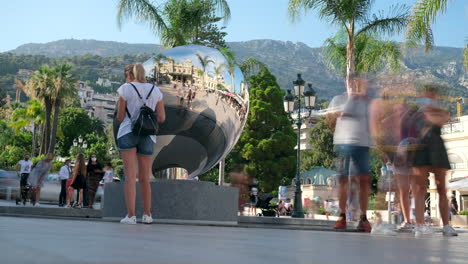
[73,135,88,154]
[283,74,316,218]
[109,146,116,156]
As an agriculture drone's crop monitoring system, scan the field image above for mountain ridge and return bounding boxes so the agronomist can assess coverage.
[4,38,467,99]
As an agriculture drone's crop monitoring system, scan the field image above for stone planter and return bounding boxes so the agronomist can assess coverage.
[452,215,468,228]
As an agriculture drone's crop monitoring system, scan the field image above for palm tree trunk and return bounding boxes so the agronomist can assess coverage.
[346,27,356,95]
[39,124,46,155]
[48,99,61,154]
[31,123,37,158]
[231,74,235,93]
[43,97,52,154]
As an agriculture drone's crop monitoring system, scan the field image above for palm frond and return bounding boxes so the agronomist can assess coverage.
[117,0,167,37]
[357,4,409,37]
[354,35,402,73]
[210,0,231,23]
[239,57,268,77]
[405,0,449,51]
[322,31,347,77]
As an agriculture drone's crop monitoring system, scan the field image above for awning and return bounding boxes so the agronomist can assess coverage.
[447,177,468,190]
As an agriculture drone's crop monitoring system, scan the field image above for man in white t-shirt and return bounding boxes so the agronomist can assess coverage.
[16,153,33,204]
[58,159,71,207]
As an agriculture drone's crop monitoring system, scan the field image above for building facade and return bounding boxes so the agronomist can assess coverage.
[77,81,117,126]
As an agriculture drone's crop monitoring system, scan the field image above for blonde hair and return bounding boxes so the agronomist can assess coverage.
[132,63,146,83]
[74,153,87,177]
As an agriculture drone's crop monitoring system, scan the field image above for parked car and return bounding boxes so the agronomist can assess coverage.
[0,170,20,200]
[0,170,103,203]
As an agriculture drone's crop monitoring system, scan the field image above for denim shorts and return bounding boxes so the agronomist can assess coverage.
[117,132,155,156]
[335,145,370,177]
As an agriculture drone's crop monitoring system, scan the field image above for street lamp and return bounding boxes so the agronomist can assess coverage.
[73,136,88,154]
[109,146,115,156]
[283,74,316,218]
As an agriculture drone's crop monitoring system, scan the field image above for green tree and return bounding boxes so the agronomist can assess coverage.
[48,63,78,153]
[8,100,45,157]
[233,68,297,192]
[300,118,336,171]
[57,107,105,157]
[288,0,408,94]
[117,0,230,48]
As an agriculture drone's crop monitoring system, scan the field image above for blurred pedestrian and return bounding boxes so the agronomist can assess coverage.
[103,163,114,184]
[333,77,373,232]
[70,154,86,208]
[85,154,104,208]
[411,85,457,236]
[58,159,71,207]
[116,63,165,224]
[29,153,54,206]
[449,195,458,221]
[15,153,33,205]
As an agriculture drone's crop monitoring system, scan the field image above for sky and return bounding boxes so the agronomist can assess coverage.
[1,0,466,52]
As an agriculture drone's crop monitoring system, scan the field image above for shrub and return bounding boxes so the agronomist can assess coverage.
[458,210,468,216]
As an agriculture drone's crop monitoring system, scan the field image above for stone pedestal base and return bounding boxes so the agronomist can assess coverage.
[102,180,238,224]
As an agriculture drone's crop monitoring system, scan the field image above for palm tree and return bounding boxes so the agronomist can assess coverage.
[153,53,168,83]
[196,53,214,89]
[220,47,236,92]
[9,100,45,157]
[288,0,408,94]
[48,63,77,154]
[117,0,230,48]
[21,65,54,154]
[406,0,467,69]
[323,29,401,77]
[239,57,267,79]
[212,63,225,89]
[405,0,449,51]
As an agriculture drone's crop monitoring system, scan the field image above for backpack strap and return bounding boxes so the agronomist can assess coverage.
[125,83,155,119]
[146,85,155,100]
[129,83,143,100]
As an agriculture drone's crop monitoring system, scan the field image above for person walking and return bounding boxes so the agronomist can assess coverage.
[116,63,165,224]
[412,85,457,236]
[58,159,71,207]
[70,154,87,208]
[29,153,54,206]
[450,195,459,221]
[333,78,373,232]
[103,163,114,184]
[15,153,33,205]
[85,154,104,208]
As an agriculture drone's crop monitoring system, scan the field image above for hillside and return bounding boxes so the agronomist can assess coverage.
[5,38,468,100]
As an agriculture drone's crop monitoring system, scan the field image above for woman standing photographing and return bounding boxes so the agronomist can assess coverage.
[117,63,165,224]
[70,153,87,208]
[85,154,104,208]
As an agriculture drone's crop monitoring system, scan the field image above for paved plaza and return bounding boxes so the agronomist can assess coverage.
[1,216,467,264]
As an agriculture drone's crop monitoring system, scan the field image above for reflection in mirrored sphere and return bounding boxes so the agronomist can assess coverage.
[135,45,249,177]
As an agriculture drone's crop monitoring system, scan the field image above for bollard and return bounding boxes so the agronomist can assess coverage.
[6,186,12,200]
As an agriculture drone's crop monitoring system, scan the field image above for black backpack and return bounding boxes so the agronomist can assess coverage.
[126,83,159,136]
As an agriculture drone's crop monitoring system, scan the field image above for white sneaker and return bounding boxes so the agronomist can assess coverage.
[414,225,434,237]
[371,224,398,236]
[120,215,137,225]
[142,214,153,224]
[442,225,458,237]
[399,222,413,229]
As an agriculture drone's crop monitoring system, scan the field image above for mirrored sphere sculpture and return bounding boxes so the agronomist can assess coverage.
[115,45,249,178]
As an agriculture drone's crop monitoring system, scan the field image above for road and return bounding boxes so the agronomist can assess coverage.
[1,216,466,264]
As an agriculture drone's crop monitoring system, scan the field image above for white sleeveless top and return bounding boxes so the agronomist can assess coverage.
[117,82,163,142]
